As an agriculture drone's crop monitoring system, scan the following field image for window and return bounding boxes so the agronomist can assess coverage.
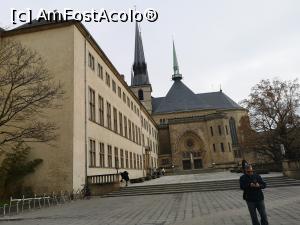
[225,125,229,135]
[228,142,231,152]
[213,144,216,152]
[105,72,110,87]
[127,97,130,107]
[107,145,112,167]
[88,52,94,70]
[89,88,95,121]
[128,120,132,140]
[221,143,225,152]
[106,102,111,129]
[133,153,136,169]
[132,123,135,142]
[119,112,123,136]
[89,139,96,167]
[114,147,119,168]
[129,152,133,168]
[98,95,104,126]
[131,101,133,110]
[135,126,138,144]
[124,116,128,138]
[137,154,140,169]
[113,107,118,133]
[229,118,239,146]
[99,142,105,167]
[123,92,126,103]
[210,126,214,136]
[97,63,103,79]
[138,89,144,100]
[134,105,136,113]
[112,80,116,93]
[218,125,222,135]
[120,149,124,168]
[140,155,143,169]
[138,128,141,145]
[118,86,121,98]
[125,150,129,168]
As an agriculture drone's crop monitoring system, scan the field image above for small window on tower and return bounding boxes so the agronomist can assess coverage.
[138,89,144,100]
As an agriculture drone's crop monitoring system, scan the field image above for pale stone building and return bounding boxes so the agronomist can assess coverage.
[0,20,159,193]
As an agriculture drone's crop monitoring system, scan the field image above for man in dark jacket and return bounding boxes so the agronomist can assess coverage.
[240,165,269,225]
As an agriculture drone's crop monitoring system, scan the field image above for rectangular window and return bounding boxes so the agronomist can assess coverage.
[135,126,138,144]
[123,92,126,103]
[89,88,95,121]
[133,153,136,169]
[106,102,111,129]
[107,145,112,167]
[142,134,145,146]
[228,142,231,152]
[98,95,104,126]
[137,154,140,169]
[88,52,95,70]
[112,80,116,93]
[131,101,133,110]
[128,120,132,140]
[132,123,135,142]
[221,143,225,152]
[114,147,119,168]
[105,72,110,87]
[225,125,229,135]
[140,155,143,169]
[213,144,216,152]
[127,97,130,107]
[124,116,128,138]
[97,63,103,79]
[118,86,121,98]
[119,112,123,136]
[125,150,129,168]
[120,149,124,168]
[113,107,118,133]
[218,125,222,135]
[99,142,105,167]
[138,128,141,145]
[130,152,133,168]
[210,126,214,136]
[89,139,96,167]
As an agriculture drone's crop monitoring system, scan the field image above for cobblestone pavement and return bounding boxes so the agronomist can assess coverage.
[1,186,300,225]
[130,171,283,186]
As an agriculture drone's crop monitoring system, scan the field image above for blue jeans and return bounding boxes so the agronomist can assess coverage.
[246,201,269,225]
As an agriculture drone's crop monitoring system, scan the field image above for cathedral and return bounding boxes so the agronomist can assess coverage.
[130,23,248,171]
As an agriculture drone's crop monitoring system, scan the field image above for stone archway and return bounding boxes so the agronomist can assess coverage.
[174,131,205,170]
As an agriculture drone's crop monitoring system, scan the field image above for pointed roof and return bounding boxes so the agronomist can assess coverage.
[152,82,243,114]
[131,23,150,86]
[172,41,182,80]
[153,80,212,113]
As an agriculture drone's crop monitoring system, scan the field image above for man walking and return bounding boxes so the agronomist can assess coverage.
[240,165,269,225]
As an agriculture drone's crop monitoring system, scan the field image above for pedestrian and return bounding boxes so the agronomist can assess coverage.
[123,171,129,186]
[240,165,269,225]
[161,168,165,176]
[242,159,249,174]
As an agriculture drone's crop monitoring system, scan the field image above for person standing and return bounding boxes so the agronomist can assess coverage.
[241,159,249,174]
[240,165,269,225]
[123,171,129,186]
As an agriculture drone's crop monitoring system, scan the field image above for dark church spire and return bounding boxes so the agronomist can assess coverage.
[131,22,150,86]
[172,40,182,81]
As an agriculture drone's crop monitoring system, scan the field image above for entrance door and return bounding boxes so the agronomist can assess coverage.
[194,159,203,169]
[182,160,191,170]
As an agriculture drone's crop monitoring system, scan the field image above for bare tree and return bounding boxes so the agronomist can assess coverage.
[0,40,64,151]
[240,78,300,162]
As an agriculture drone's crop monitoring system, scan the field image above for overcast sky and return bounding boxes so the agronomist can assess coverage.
[1,0,300,103]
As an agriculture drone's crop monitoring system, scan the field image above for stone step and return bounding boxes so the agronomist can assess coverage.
[103,176,300,197]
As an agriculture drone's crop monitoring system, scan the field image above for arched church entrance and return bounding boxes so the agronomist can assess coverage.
[176,131,205,170]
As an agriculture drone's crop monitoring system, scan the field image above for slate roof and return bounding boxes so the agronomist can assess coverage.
[152,80,243,114]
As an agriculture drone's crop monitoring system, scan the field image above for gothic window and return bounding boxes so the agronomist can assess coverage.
[229,118,239,146]
[138,89,144,100]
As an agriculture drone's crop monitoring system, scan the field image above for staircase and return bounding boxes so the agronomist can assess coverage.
[103,176,300,197]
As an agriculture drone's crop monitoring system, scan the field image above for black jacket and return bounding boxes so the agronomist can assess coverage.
[240,173,266,202]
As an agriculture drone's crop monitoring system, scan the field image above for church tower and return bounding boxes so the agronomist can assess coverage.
[130,23,152,114]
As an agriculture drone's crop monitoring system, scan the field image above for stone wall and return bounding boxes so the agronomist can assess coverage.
[282,159,300,180]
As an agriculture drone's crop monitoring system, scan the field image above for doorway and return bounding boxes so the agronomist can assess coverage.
[182,160,192,170]
[194,159,203,169]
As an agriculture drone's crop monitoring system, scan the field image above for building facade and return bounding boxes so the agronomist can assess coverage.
[0,20,158,193]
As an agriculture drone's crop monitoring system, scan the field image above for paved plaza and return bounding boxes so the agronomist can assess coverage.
[1,172,300,225]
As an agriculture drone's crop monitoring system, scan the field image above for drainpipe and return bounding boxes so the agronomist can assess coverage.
[84,39,88,186]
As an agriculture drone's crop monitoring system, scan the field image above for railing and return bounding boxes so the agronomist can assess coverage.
[88,173,120,184]
[0,190,85,217]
